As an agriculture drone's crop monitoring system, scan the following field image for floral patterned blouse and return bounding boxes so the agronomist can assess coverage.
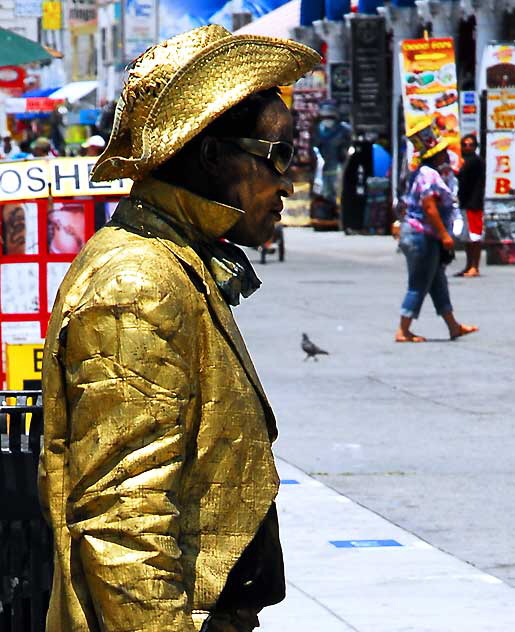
[404,165,455,236]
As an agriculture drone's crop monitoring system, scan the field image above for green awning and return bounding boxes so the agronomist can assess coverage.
[0,27,53,66]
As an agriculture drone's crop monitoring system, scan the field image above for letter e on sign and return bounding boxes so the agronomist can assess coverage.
[496,156,511,173]
[33,348,43,372]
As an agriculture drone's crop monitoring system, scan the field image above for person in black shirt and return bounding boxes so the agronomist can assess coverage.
[456,134,485,277]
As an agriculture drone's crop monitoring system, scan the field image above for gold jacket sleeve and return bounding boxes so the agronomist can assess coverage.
[57,255,198,631]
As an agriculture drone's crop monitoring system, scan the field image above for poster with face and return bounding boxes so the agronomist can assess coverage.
[47,201,86,254]
[1,202,39,255]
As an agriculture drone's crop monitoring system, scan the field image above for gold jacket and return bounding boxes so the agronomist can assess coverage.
[39,179,281,631]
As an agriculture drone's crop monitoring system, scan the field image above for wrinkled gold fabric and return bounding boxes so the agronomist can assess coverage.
[39,179,280,631]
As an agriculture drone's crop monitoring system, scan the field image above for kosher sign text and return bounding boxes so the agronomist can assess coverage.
[0,158,132,201]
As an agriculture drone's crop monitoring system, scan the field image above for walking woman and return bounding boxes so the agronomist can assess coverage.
[395,119,478,342]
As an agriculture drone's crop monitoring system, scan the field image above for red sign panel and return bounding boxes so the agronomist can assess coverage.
[0,66,26,96]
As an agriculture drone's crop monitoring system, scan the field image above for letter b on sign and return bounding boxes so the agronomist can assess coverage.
[495,178,512,195]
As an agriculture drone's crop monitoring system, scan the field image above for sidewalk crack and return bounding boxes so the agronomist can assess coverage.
[285,579,361,631]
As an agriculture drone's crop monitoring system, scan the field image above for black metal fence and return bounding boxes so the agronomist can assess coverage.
[0,391,53,632]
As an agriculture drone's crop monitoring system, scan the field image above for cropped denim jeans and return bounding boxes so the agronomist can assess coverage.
[399,222,453,319]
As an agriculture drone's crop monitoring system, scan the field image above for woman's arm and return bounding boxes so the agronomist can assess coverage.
[422,194,454,250]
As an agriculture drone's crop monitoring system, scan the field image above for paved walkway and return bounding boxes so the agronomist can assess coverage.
[260,458,515,632]
[235,229,515,630]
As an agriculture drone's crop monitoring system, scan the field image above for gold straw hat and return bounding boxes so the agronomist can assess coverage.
[91,24,320,182]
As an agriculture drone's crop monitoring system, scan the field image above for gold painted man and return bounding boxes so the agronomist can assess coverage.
[39,25,319,632]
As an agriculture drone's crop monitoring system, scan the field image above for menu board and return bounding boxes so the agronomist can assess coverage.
[291,68,327,167]
[351,16,388,136]
[400,37,461,170]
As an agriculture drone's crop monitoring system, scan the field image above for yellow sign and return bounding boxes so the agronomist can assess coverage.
[0,157,132,201]
[6,343,44,390]
[487,91,515,130]
[42,0,62,30]
[6,343,43,431]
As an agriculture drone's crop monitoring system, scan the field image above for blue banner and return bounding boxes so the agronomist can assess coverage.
[158,0,291,39]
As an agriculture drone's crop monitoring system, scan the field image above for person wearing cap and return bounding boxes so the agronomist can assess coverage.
[395,118,478,342]
[1,132,19,160]
[31,136,53,158]
[82,134,107,157]
[311,101,351,223]
[39,25,319,632]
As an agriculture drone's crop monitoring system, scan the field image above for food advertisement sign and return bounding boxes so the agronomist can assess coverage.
[486,90,515,130]
[400,38,461,170]
[485,132,515,199]
[481,44,515,90]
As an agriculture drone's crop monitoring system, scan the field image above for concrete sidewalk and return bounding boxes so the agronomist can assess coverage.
[235,228,515,631]
[260,459,515,632]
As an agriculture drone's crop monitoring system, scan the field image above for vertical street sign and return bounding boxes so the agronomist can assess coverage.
[459,90,479,138]
[350,15,388,137]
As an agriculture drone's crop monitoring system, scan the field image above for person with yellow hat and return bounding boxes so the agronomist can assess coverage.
[395,118,478,342]
[39,25,319,632]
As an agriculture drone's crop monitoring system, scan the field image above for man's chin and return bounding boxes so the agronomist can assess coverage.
[224,227,273,248]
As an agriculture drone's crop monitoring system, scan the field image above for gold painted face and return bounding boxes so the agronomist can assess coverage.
[220,97,294,247]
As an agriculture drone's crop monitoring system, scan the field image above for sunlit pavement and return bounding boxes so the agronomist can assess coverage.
[236,228,515,631]
[260,459,515,632]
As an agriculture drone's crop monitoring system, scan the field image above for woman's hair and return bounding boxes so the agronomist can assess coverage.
[461,133,478,148]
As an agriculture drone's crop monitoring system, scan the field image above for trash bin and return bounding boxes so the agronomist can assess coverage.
[0,390,53,632]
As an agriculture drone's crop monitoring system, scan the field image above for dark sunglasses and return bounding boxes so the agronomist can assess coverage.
[222,137,294,174]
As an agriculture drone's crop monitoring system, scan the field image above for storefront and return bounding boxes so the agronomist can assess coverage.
[0,156,131,388]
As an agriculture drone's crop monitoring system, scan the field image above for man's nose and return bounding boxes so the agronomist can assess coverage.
[279,173,294,197]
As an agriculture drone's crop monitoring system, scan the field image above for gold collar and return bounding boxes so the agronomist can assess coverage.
[130,177,244,241]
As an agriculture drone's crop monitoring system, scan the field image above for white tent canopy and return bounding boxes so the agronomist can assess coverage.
[233,0,300,39]
[49,81,98,104]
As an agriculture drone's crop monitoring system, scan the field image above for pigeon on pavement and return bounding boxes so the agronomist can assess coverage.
[301,333,329,361]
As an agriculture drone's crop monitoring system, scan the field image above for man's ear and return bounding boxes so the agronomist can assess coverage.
[199,136,224,175]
